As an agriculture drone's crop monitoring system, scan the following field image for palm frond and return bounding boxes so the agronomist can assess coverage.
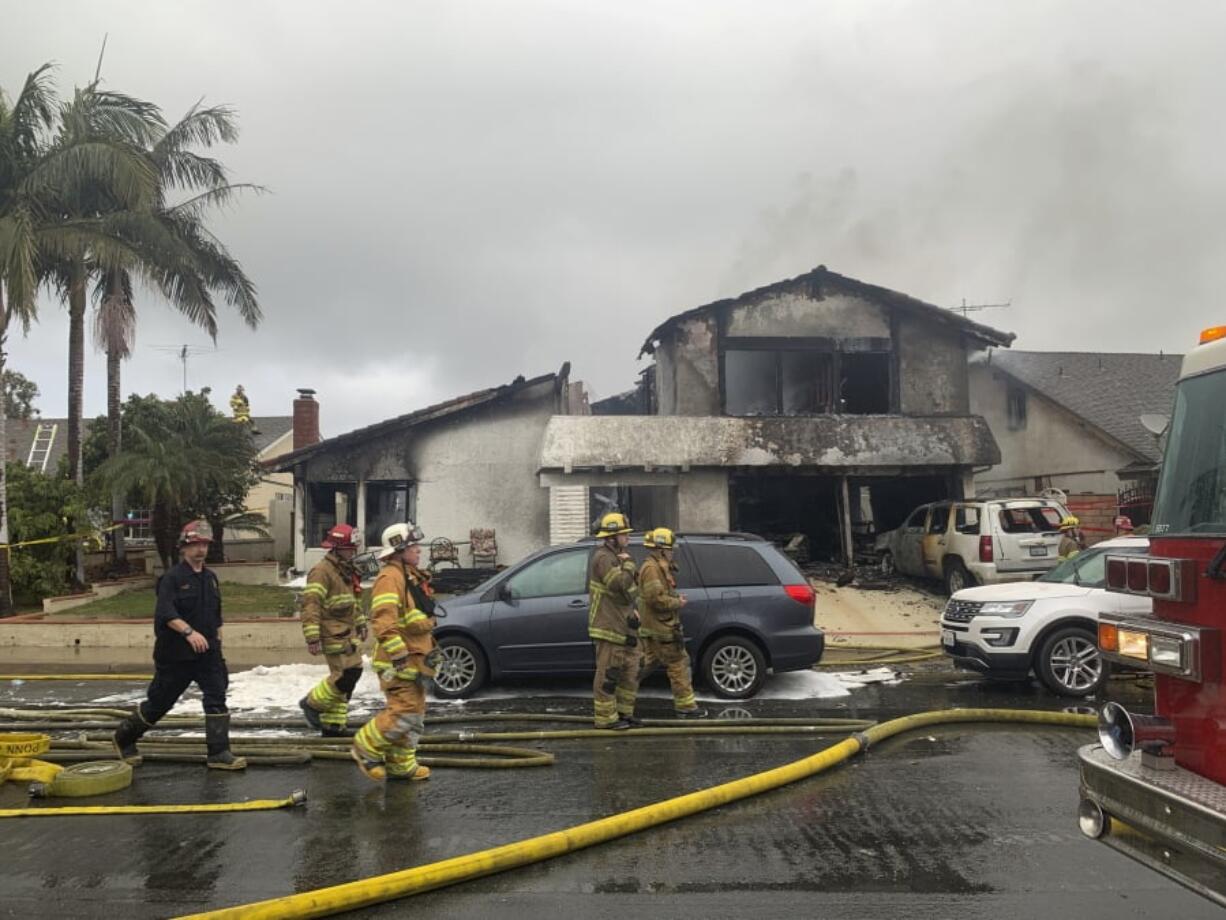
[168,183,267,218]
[20,139,156,209]
[92,270,136,358]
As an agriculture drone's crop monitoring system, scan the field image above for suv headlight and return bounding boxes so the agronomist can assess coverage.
[978,600,1032,618]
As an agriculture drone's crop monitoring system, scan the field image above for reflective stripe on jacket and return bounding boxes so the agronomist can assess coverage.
[588,544,637,644]
[637,551,682,640]
[300,552,363,643]
[370,560,436,673]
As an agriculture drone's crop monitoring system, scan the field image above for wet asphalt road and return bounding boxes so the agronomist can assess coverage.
[2,667,1221,919]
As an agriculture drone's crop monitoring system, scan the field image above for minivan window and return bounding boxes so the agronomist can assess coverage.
[506,549,588,599]
[998,506,1062,534]
[928,505,950,534]
[626,543,702,589]
[688,544,778,588]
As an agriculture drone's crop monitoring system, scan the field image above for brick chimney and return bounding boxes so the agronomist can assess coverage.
[293,388,321,450]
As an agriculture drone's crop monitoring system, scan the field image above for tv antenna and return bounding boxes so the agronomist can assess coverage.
[949,298,1011,318]
[150,344,216,393]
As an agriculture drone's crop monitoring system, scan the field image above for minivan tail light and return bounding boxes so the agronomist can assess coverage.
[979,536,993,563]
[784,584,815,606]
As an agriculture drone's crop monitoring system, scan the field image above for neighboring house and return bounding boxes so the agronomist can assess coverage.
[270,366,583,572]
[4,416,70,473]
[540,265,1013,563]
[970,350,1182,536]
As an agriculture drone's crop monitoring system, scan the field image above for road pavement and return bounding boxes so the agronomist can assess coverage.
[0,665,1218,919]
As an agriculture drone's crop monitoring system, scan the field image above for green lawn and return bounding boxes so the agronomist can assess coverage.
[51,583,301,619]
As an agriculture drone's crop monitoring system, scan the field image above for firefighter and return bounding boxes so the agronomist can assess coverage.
[351,522,438,782]
[112,521,246,770]
[298,524,368,736]
[632,527,707,719]
[229,384,251,424]
[1058,515,1084,559]
[588,511,641,730]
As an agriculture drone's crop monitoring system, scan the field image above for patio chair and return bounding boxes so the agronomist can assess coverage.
[469,528,497,567]
[429,537,461,571]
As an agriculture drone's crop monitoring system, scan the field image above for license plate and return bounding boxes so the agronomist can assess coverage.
[941,628,956,649]
[1029,546,1048,557]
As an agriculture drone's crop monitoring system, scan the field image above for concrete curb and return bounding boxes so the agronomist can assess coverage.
[0,617,305,651]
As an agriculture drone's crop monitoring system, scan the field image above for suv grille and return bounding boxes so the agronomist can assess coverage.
[944,599,982,623]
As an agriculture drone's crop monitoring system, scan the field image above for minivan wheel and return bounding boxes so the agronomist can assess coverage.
[1035,626,1104,697]
[944,560,973,595]
[700,636,767,699]
[432,636,488,699]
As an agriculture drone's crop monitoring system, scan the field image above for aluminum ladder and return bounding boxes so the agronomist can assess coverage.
[25,422,56,472]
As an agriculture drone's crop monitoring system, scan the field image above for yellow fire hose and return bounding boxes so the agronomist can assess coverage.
[0,674,154,681]
[0,789,306,818]
[176,708,1094,920]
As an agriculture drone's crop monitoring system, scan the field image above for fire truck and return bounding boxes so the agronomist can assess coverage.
[1077,325,1226,906]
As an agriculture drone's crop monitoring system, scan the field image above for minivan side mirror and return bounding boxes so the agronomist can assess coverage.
[497,582,515,605]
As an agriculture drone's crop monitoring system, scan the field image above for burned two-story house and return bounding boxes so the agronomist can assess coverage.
[539,265,1014,563]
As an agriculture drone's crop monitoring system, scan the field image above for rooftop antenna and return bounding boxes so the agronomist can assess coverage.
[949,298,1011,318]
[93,33,108,84]
[150,343,216,393]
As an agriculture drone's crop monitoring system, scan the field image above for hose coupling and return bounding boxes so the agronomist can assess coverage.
[289,789,308,807]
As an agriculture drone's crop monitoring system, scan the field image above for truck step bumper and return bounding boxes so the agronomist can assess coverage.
[1078,743,1226,907]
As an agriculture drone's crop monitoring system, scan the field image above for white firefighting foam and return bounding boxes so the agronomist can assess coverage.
[89,661,860,714]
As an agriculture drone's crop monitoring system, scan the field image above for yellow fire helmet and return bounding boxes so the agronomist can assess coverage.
[645,527,676,549]
[1059,515,1081,531]
[595,512,632,538]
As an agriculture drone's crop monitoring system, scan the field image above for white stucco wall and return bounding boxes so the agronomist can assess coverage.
[678,470,730,531]
[725,291,891,338]
[970,364,1138,496]
[404,393,554,568]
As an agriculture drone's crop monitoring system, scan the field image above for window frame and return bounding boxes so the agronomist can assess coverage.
[504,547,590,600]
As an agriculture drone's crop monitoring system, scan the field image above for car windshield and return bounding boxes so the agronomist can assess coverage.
[1152,370,1226,536]
[1039,544,1146,587]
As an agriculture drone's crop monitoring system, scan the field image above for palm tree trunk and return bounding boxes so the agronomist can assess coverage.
[153,501,176,572]
[68,263,87,587]
[107,343,126,565]
[0,293,14,618]
[207,515,226,564]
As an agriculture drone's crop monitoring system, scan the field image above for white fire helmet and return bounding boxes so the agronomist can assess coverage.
[379,522,425,559]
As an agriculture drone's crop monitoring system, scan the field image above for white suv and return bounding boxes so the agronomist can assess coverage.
[939,536,1151,696]
[878,497,1071,594]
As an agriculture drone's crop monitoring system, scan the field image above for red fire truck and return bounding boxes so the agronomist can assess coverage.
[1078,325,1226,906]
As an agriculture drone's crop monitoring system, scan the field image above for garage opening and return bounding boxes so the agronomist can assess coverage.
[730,474,842,562]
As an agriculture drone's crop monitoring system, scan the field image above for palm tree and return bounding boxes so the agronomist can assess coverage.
[0,64,154,613]
[90,101,262,566]
[98,392,255,571]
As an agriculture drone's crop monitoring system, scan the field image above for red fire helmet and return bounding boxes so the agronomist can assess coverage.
[178,520,213,546]
[323,524,360,550]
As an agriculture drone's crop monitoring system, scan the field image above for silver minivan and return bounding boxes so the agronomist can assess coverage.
[877,498,1071,594]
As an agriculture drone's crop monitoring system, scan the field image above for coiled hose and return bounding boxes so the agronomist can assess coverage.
[176,707,1094,919]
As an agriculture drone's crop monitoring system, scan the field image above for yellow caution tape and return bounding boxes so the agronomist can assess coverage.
[0,522,125,552]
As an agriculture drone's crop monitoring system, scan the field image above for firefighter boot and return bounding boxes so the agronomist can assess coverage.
[204,713,248,771]
[112,709,149,766]
[350,746,387,782]
[299,696,324,732]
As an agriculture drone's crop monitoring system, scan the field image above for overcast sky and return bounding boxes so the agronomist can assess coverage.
[4,1,1225,435]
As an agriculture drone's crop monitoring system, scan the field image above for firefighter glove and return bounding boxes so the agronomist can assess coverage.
[306,639,323,656]
[626,613,641,630]
[356,622,369,642]
[624,634,638,648]
[425,648,444,671]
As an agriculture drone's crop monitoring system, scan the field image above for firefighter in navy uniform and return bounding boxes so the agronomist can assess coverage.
[588,512,642,730]
[351,522,438,782]
[631,527,706,718]
[112,521,246,770]
[298,524,367,736]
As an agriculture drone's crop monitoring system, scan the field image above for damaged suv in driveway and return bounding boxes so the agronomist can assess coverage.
[429,533,824,700]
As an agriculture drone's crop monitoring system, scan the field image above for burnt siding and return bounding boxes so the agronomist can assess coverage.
[897,317,970,416]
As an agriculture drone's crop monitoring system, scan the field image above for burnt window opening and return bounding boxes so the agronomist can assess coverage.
[365,481,414,549]
[723,343,890,417]
[1007,385,1027,430]
[308,482,356,546]
[840,352,891,414]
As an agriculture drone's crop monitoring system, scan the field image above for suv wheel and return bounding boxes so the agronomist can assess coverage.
[1035,626,1105,697]
[700,635,767,699]
[944,560,973,595]
[432,635,488,699]
[880,551,896,577]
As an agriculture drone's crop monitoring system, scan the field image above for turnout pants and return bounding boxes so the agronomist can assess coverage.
[303,619,364,731]
[639,637,699,712]
[354,674,427,777]
[592,639,641,726]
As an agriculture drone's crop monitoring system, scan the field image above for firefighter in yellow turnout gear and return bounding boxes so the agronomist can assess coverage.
[299,525,367,737]
[588,512,642,730]
[632,528,707,718]
[352,522,438,782]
